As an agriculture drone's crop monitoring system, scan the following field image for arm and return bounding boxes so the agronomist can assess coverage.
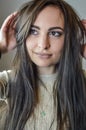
[0,70,11,101]
[81,19,86,58]
[0,71,10,129]
[0,13,17,126]
[81,44,86,59]
[0,13,17,99]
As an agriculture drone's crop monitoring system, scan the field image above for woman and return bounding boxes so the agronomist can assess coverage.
[0,0,86,130]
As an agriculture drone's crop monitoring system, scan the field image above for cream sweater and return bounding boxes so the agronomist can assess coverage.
[0,70,58,130]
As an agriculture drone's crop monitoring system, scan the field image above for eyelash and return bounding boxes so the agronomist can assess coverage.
[49,31,63,37]
[29,28,63,37]
[30,28,38,35]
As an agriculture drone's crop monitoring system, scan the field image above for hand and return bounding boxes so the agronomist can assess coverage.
[81,19,86,58]
[0,12,18,53]
[82,19,86,30]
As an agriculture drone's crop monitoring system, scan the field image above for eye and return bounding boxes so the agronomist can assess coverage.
[49,31,63,37]
[29,28,38,35]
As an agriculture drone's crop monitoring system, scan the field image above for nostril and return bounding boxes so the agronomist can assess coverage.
[38,35,50,49]
[38,42,50,50]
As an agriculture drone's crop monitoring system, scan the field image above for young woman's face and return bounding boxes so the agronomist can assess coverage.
[26,6,64,74]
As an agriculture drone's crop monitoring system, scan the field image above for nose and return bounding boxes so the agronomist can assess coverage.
[38,34,50,50]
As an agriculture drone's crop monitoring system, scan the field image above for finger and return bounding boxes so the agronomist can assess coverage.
[81,19,86,29]
[9,13,18,30]
[82,19,86,23]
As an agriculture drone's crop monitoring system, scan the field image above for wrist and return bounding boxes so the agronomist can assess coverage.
[0,51,2,58]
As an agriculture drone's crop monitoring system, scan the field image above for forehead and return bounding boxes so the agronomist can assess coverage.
[34,6,64,28]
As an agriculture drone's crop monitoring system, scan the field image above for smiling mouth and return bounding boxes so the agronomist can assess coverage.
[34,52,52,58]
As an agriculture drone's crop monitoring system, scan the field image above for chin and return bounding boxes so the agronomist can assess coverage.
[34,62,51,67]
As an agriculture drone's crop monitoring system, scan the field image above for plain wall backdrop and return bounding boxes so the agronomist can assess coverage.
[0,0,86,70]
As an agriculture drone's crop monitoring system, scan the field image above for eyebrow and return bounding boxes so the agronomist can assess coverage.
[31,25,64,31]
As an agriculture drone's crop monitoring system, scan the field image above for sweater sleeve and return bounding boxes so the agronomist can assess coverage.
[0,70,11,101]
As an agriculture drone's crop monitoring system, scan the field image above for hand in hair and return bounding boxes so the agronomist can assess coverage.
[0,12,18,53]
[82,19,86,29]
[81,19,86,58]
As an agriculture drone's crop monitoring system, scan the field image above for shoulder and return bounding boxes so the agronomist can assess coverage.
[0,70,12,100]
[83,69,86,77]
[0,70,12,91]
[0,69,9,129]
[0,101,8,129]
[0,70,12,81]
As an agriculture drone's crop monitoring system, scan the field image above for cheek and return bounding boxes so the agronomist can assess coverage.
[26,39,36,52]
[52,40,64,61]
[52,40,64,54]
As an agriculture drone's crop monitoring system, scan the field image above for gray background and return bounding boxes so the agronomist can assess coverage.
[0,0,86,70]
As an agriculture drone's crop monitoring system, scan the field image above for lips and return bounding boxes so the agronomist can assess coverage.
[34,52,52,59]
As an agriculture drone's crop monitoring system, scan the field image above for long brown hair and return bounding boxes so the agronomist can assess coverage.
[5,0,86,130]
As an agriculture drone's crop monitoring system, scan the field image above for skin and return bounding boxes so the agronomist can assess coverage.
[0,7,86,73]
[0,12,17,52]
[82,19,86,29]
[81,19,86,58]
[26,6,65,75]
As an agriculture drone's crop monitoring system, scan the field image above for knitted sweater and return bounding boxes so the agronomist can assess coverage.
[1,70,85,130]
[0,70,58,130]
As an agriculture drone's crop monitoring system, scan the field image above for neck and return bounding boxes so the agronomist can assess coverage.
[37,66,57,75]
